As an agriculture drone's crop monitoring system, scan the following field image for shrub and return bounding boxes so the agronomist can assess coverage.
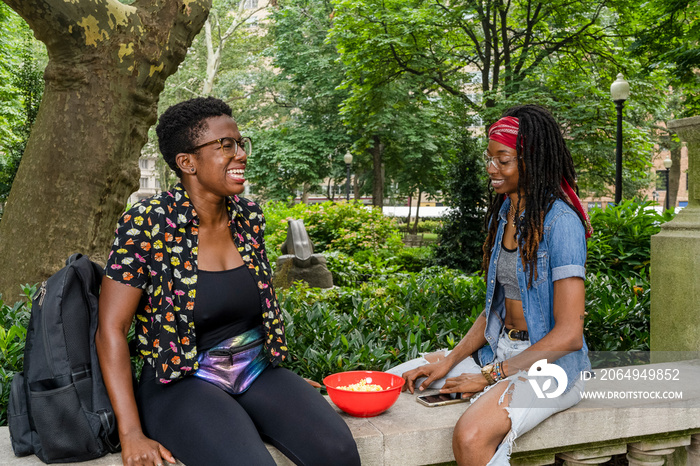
[584,273,650,352]
[323,251,400,287]
[410,219,442,233]
[0,285,34,425]
[262,200,404,265]
[278,267,486,382]
[390,247,434,273]
[259,200,312,258]
[587,200,674,279]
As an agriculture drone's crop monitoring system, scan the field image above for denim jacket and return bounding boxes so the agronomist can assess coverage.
[476,198,591,392]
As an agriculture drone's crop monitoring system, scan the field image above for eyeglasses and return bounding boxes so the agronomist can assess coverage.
[188,137,253,158]
[483,151,518,170]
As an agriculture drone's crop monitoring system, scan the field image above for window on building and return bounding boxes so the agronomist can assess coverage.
[243,0,258,8]
[140,177,149,189]
[655,170,669,191]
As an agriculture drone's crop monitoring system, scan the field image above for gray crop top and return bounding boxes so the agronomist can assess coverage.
[497,243,522,301]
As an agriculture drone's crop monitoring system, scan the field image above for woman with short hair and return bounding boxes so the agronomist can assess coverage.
[96,97,360,466]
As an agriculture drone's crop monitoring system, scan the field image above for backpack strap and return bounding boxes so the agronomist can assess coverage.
[98,411,121,453]
[66,253,84,266]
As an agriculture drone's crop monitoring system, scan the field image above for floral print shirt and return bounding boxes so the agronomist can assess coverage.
[105,183,288,384]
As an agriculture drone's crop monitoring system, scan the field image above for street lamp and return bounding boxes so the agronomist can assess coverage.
[663,157,672,211]
[343,152,353,202]
[610,73,630,205]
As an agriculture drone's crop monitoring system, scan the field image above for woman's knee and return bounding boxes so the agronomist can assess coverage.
[287,428,359,466]
[452,405,511,458]
[317,433,360,465]
[452,421,486,455]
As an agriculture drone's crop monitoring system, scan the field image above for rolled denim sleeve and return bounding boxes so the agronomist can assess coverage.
[549,209,587,282]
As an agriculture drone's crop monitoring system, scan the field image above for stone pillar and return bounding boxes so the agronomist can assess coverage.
[627,437,692,466]
[557,444,626,465]
[687,433,700,464]
[651,116,700,353]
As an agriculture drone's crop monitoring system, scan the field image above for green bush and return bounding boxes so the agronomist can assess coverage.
[406,219,442,233]
[581,200,673,354]
[0,285,34,425]
[278,267,486,382]
[391,247,434,273]
[587,200,674,279]
[259,200,312,256]
[262,201,404,265]
[584,273,650,352]
[324,251,399,287]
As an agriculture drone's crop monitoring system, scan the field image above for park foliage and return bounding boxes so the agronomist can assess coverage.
[0,200,670,425]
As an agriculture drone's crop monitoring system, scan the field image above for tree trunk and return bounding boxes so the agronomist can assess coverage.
[413,188,422,233]
[353,173,360,200]
[202,3,266,96]
[302,182,311,203]
[370,135,384,209]
[405,196,412,230]
[0,0,211,301]
[202,17,221,96]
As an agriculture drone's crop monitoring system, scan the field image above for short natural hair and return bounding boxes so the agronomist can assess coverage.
[155,97,233,177]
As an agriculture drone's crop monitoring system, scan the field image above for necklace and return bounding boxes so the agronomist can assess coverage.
[508,203,520,228]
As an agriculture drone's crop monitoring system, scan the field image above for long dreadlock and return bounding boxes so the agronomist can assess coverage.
[481,105,586,287]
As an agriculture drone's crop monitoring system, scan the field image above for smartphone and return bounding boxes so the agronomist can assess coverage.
[416,392,469,407]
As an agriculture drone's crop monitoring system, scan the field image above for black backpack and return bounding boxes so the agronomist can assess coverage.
[8,254,120,463]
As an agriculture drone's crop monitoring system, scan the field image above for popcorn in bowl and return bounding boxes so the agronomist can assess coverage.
[336,378,385,392]
[323,371,405,417]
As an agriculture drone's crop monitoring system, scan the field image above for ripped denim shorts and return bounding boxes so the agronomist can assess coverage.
[387,328,585,466]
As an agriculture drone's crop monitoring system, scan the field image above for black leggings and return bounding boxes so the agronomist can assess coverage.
[137,365,360,466]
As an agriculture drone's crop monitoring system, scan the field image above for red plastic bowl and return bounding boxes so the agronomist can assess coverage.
[323,371,405,417]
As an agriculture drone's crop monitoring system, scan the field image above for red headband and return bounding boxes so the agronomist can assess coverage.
[489,116,593,238]
[488,116,520,150]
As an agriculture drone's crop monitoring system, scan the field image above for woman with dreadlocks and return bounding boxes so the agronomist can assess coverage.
[389,105,592,465]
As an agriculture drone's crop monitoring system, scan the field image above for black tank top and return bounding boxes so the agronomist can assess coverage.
[194,265,263,353]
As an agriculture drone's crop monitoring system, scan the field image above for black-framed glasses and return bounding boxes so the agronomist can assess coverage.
[483,151,518,170]
[188,137,252,158]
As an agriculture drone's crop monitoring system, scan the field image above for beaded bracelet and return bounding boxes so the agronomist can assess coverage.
[491,361,505,383]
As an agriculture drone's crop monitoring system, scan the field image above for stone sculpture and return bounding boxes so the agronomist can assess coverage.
[272,219,334,289]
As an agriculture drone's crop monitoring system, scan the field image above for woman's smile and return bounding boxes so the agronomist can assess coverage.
[226,166,246,184]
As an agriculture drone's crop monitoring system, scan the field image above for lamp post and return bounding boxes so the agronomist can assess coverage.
[610,73,630,205]
[663,157,672,211]
[344,152,353,202]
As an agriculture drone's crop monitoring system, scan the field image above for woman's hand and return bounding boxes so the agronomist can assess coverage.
[304,378,322,389]
[402,359,452,394]
[121,431,176,466]
[439,372,489,399]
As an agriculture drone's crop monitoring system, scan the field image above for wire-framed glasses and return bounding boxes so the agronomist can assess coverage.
[188,137,253,158]
[483,151,518,170]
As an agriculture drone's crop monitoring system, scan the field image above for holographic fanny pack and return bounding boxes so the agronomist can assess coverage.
[194,326,269,395]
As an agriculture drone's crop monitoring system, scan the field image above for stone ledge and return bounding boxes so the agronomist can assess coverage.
[1,359,699,465]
